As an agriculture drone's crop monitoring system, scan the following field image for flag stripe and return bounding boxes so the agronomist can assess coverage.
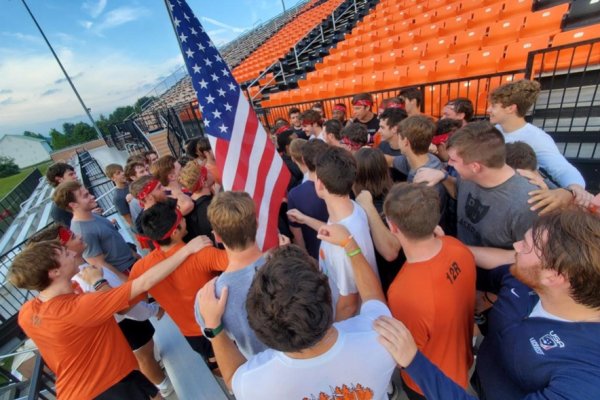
[232,110,259,191]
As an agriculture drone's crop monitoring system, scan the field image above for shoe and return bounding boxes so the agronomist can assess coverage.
[157,375,175,398]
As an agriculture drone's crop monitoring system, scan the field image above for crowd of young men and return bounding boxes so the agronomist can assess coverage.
[10,80,600,399]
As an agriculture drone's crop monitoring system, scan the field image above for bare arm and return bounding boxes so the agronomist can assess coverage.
[84,254,128,281]
[197,281,246,389]
[335,294,359,321]
[170,184,194,216]
[356,191,401,261]
[467,246,515,270]
[413,168,457,199]
[287,209,326,232]
[289,226,306,250]
[317,224,386,304]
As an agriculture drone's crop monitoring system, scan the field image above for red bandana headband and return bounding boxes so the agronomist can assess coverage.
[386,102,405,109]
[333,105,347,112]
[275,125,290,135]
[58,226,73,245]
[160,209,183,240]
[341,136,364,151]
[191,166,209,193]
[353,99,372,107]
[136,179,160,205]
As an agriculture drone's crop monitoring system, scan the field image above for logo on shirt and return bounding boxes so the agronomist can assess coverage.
[304,383,373,400]
[465,193,490,224]
[530,330,565,355]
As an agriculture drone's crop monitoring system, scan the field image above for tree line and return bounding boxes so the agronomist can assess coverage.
[22,96,157,151]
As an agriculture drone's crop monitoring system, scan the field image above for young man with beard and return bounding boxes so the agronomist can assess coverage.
[375,208,600,400]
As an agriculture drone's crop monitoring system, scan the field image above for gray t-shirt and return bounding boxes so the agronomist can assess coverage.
[393,153,442,182]
[129,198,143,234]
[113,187,130,216]
[195,256,267,359]
[456,174,538,248]
[70,214,136,272]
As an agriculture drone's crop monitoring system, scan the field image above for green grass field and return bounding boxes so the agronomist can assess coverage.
[0,161,52,200]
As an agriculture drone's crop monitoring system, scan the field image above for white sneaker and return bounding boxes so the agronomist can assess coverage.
[157,375,175,398]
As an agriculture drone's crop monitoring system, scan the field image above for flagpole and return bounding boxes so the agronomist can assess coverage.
[20,0,102,139]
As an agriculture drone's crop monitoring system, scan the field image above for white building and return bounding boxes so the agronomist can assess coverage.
[0,135,52,168]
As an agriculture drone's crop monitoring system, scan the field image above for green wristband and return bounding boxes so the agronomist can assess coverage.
[346,248,362,257]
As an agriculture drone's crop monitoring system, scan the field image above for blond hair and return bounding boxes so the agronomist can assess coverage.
[179,162,202,192]
[208,191,256,250]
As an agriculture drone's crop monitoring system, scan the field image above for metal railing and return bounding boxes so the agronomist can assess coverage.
[0,170,43,237]
[257,70,526,129]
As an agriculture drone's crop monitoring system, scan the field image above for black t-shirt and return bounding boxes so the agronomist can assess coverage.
[51,202,73,227]
[371,194,406,294]
[293,128,308,140]
[184,195,214,243]
[353,114,380,141]
[377,141,407,182]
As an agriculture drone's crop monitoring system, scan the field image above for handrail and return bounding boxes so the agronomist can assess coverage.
[249,0,364,100]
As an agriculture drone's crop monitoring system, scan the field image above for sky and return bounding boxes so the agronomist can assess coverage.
[0,0,293,137]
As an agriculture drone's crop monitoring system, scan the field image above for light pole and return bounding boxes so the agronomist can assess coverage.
[20,0,103,139]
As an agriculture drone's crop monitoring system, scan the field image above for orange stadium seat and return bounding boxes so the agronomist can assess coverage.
[500,0,532,18]
[484,16,525,46]
[466,45,506,76]
[435,52,469,80]
[400,42,428,63]
[407,61,436,85]
[442,11,474,34]
[500,35,551,71]
[422,35,456,59]
[552,23,600,46]
[521,4,569,37]
[468,2,505,27]
[452,26,488,52]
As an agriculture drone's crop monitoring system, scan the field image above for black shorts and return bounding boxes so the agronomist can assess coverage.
[185,335,214,360]
[118,319,155,351]
[95,370,158,400]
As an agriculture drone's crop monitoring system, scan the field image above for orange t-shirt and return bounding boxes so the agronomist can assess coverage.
[128,243,228,336]
[18,282,137,400]
[387,236,476,395]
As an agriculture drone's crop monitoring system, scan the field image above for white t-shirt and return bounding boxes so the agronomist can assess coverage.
[319,201,378,305]
[232,300,396,400]
[72,264,158,322]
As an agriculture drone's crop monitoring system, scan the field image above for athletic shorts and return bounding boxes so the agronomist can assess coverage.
[118,319,155,351]
[94,370,158,400]
[185,335,217,370]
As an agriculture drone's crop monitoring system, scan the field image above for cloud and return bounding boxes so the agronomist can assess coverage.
[1,32,42,45]
[41,88,61,96]
[0,89,12,94]
[0,50,183,134]
[79,20,94,29]
[87,6,151,35]
[54,72,84,85]
[0,97,25,106]
[82,0,108,18]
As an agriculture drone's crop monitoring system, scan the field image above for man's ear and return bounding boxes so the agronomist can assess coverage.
[68,201,78,212]
[507,104,519,115]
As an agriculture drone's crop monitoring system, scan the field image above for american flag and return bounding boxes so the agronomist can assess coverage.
[166,0,290,250]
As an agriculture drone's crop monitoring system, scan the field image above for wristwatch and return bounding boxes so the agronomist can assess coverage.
[203,323,224,339]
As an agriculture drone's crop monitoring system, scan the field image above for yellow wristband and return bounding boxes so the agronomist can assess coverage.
[346,248,362,257]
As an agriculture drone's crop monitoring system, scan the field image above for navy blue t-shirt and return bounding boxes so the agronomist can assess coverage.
[287,181,328,259]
